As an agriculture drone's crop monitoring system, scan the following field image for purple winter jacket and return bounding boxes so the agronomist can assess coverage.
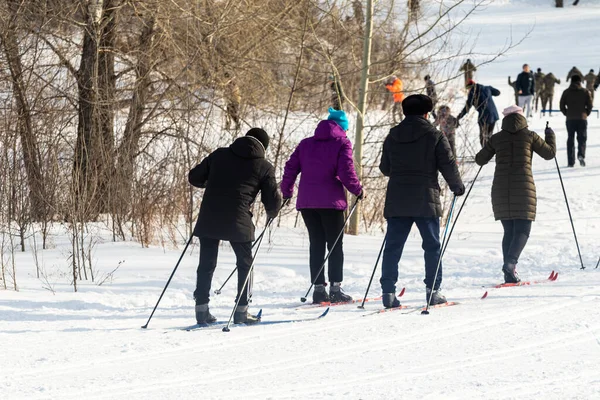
[280,120,362,210]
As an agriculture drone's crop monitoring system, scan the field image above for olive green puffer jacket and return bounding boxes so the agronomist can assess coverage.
[475,113,556,221]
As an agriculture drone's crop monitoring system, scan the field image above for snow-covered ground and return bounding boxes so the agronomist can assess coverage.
[2,1,600,399]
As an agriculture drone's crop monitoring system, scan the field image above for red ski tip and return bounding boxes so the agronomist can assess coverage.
[481,291,488,300]
[552,272,559,281]
[398,288,406,297]
[548,271,556,281]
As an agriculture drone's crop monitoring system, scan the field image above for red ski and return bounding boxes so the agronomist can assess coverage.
[481,271,558,299]
[297,288,405,309]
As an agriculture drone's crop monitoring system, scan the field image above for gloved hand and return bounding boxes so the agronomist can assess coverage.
[545,127,554,135]
[453,185,466,196]
[357,190,365,200]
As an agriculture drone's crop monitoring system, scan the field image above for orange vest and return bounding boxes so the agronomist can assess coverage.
[386,78,404,103]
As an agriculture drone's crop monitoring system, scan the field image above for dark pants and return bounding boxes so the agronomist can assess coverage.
[500,220,532,265]
[566,120,587,165]
[381,217,442,292]
[194,238,253,305]
[478,121,495,148]
[301,209,345,285]
[392,102,404,123]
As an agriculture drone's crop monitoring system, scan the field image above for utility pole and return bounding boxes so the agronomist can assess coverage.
[349,0,373,235]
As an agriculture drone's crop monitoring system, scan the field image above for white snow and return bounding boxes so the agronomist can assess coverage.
[2,1,600,399]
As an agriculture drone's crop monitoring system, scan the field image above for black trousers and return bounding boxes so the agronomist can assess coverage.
[501,220,532,265]
[301,209,345,285]
[194,238,253,305]
[478,121,495,148]
[566,120,587,165]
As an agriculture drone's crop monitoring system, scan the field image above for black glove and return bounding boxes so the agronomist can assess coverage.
[453,185,466,196]
[545,127,554,135]
[357,190,365,200]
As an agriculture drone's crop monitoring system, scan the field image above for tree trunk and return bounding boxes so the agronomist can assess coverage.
[348,0,373,236]
[1,1,46,221]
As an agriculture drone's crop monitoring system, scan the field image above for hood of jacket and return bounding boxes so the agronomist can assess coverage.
[229,136,265,159]
[501,113,528,133]
[314,120,348,141]
[389,116,432,143]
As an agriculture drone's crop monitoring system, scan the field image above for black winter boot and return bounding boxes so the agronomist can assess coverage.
[329,282,352,303]
[579,156,586,167]
[233,305,261,325]
[195,304,217,325]
[312,284,330,304]
[502,263,521,284]
[382,293,400,309]
[426,288,447,305]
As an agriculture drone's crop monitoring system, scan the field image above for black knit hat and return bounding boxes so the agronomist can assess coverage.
[402,94,434,116]
[246,128,270,150]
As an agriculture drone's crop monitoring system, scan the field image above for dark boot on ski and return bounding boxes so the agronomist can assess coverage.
[579,156,586,167]
[502,263,521,284]
[233,305,261,325]
[312,284,330,304]
[195,304,217,325]
[426,288,447,305]
[382,293,400,308]
[329,282,352,303]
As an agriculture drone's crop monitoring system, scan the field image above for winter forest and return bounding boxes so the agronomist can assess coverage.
[2,0,600,399]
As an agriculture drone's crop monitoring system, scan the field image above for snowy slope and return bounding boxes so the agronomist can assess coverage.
[2,1,600,399]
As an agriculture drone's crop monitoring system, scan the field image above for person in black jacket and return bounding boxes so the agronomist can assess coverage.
[188,128,282,325]
[379,95,465,309]
[516,64,535,118]
[457,80,501,148]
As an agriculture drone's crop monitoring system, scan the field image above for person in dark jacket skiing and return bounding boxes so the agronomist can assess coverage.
[457,80,501,148]
[379,95,465,308]
[475,106,556,283]
[281,108,363,304]
[189,128,282,325]
[533,68,545,112]
[560,74,593,167]
[516,64,535,118]
[541,73,561,116]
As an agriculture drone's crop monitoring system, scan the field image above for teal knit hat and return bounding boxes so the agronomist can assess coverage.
[327,107,349,131]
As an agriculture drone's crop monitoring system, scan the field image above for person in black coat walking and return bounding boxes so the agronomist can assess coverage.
[516,64,535,118]
[379,95,465,309]
[188,128,282,325]
[457,80,501,148]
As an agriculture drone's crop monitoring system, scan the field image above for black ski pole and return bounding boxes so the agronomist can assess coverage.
[141,234,194,329]
[214,199,290,295]
[357,236,386,309]
[440,165,483,260]
[548,121,585,270]
[422,195,457,315]
[300,198,361,303]
[222,219,271,332]
[595,255,600,269]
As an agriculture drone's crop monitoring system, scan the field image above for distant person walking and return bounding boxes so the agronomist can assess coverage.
[560,74,593,167]
[541,72,561,116]
[584,69,596,103]
[386,76,405,123]
[516,64,535,118]
[460,59,477,87]
[457,80,501,147]
[533,68,545,111]
[566,66,584,83]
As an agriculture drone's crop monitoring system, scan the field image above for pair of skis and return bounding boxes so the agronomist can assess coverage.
[481,270,558,299]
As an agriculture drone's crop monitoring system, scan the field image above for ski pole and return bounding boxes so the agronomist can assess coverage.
[300,198,361,303]
[214,199,290,295]
[548,121,585,270]
[440,165,483,260]
[222,219,272,332]
[357,236,386,309]
[595,255,599,269]
[141,234,194,329]
[422,195,457,315]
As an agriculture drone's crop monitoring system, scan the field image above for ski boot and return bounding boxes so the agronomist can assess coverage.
[426,288,447,305]
[195,304,217,325]
[382,293,400,309]
[312,284,330,304]
[233,305,261,325]
[579,156,586,167]
[502,263,521,284]
[329,282,352,303]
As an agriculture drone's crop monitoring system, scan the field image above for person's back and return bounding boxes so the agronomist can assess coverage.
[584,70,596,92]
[386,78,404,103]
[190,131,281,242]
[560,77,593,121]
[567,66,583,82]
[543,73,560,93]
